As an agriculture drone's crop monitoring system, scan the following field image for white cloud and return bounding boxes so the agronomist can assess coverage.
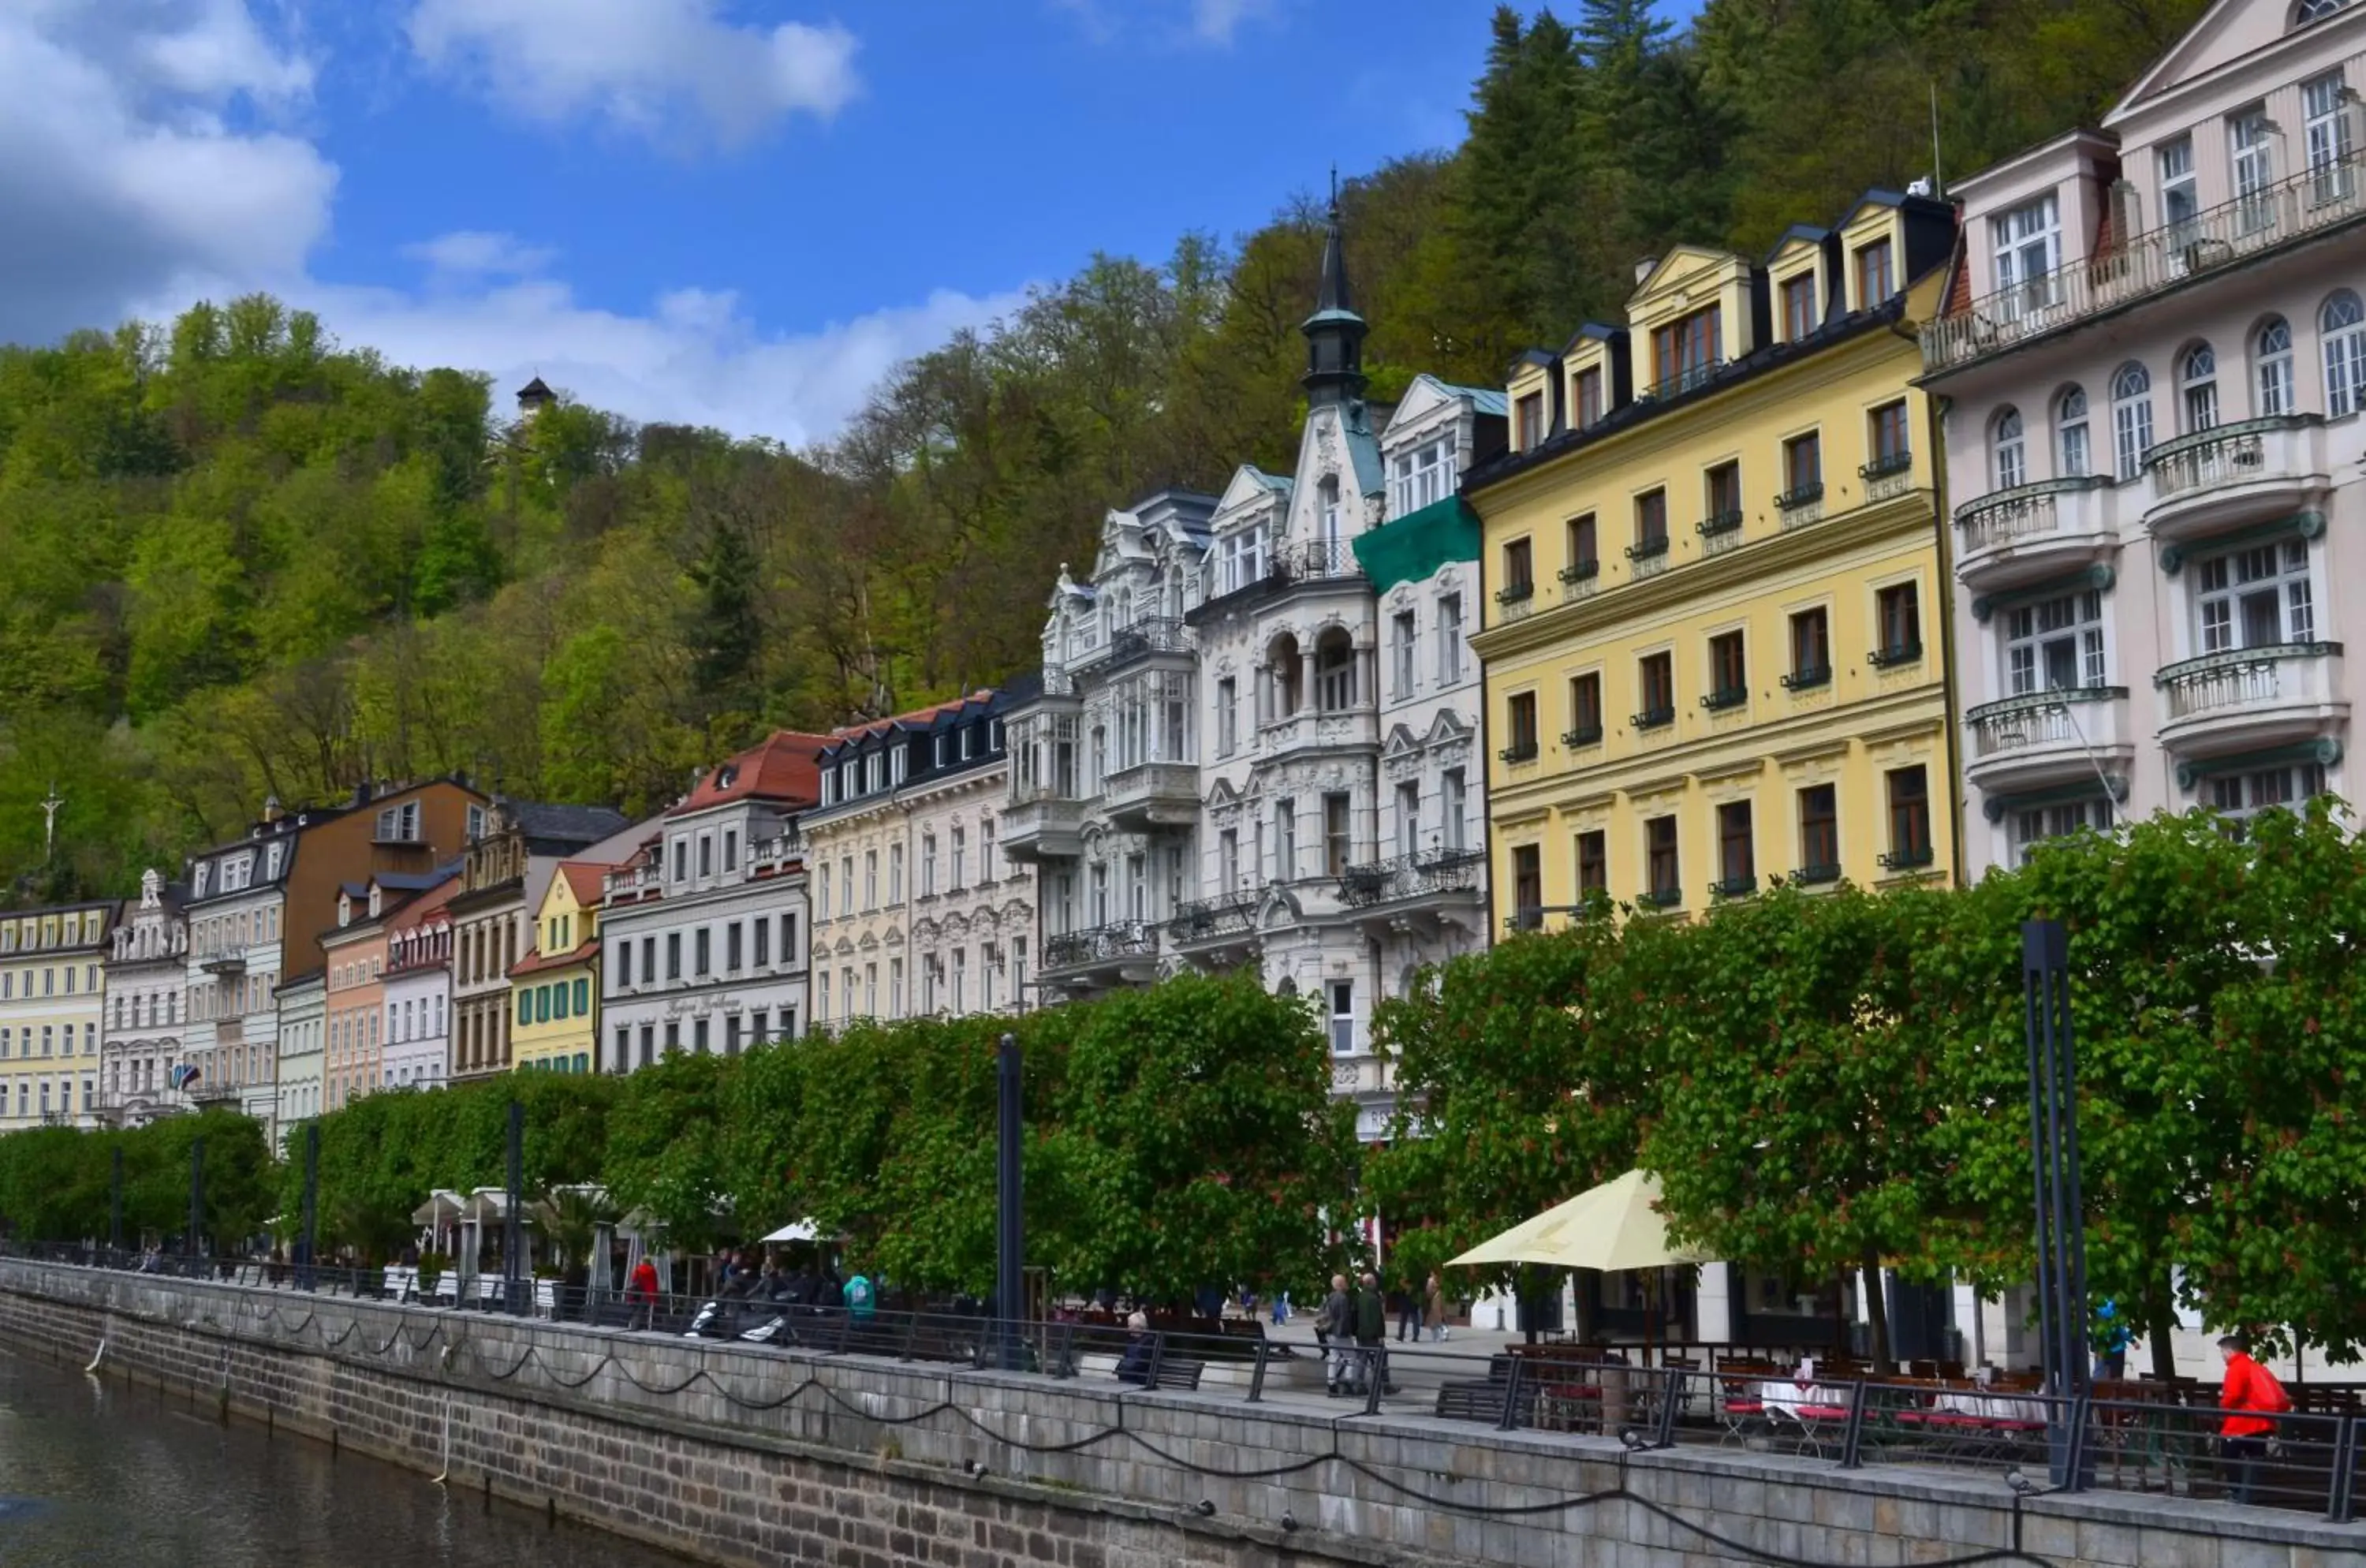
[1054,0,1278,47]
[0,0,334,342]
[401,230,559,283]
[405,0,860,147]
[1189,0,1275,45]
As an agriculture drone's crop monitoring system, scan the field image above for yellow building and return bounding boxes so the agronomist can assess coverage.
[1468,192,1961,929]
[508,863,603,1074]
[0,902,117,1128]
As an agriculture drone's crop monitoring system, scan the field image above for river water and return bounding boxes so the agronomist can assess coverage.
[0,1343,690,1566]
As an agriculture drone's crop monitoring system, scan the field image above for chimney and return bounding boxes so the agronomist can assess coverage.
[262,794,283,825]
[353,780,375,807]
[1633,256,1659,285]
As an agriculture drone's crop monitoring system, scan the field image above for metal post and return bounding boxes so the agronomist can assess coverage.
[300,1123,319,1292]
[2023,918,2092,1489]
[109,1145,123,1257]
[504,1099,526,1317]
[995,1031,1024,1370]
[187,1137,205,1267]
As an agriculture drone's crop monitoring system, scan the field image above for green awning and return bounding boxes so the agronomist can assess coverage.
[1353,495,1480,594]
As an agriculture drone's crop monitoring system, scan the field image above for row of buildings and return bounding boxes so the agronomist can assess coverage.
[0,0,2356,1162]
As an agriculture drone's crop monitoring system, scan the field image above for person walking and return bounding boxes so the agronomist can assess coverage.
[625,1255,660,1331]
[1394,1277,1421,1342]
[1319,1274,1353,1395]
[2092,1299,2131,1382]
[2216,1333,2290,1506]
[1427,1272,1448,1342]
[1354,1271,1393,1396]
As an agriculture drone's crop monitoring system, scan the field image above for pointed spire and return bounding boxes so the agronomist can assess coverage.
[1301,171,1367,409]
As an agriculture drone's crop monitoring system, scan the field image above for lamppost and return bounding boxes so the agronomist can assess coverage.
[2023,918,2092,1489]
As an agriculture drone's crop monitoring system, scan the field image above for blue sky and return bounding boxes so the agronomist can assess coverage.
[1,2,1655,444]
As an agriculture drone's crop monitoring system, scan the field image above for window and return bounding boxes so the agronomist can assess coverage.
[698,834,714,878]
[1317,476,1342,558]
[1328,980,1355,1055]
[1390,612,1416,698]
[1394,782,1420,857]
[2323,292,2366,416]
[1782,272,1818,341]
[375,801,421,842]
[2110,364,2152,480]
[838,856,853,916]
[921,834,937,895]
[1323,793,1353,877]
[1868,400,1910,473]
[1854,237,1894,305]
[2180,343,2219,432]
[2006,588,2108,693]
[2056,386,2091,476]
[573,977,588,1015]
[1517,391,1544,450]
[1503,693,1539,761]
[1565,513,1599,585]
[815,861,830,914]
[1442,769,1467,851]
[1566,672,1603,746]
[1389,437,1451,516]
[2208,762,2329,834]
[2197,538,2313,651]
[1885,767,1932,868]
[694,927,711,975]
[1636,651,1674,727]
[723,830,738,872]
[1632,488,1669,557]
[1275,798,1297,879]
[1644,816,1680,903]
[1500,537,1534,600]
[1314,629,1357,710]
[1707,631,1747,707]
[888,843,905,903]
[1702,462,1741,528]
[726,922,743,972]
[2304,72,2357,204]
[864,850,878,910]
[1992,195,2062,308]
[1437,594,1464,684]
[1994,408,2026,487]
[1715,801,1755,893]
[983,819,997,881]
[2258,318,2297,416]
[1213,674,1239,756]
[1574,365,1605,427]
[781,913,797,964]
[1510,845,1543,929]
[1652,304,1721,394]
[1781,432,1822,504]
[1797,786,1839,879]
[1577,831,1607,896]
[2160,136,2200,250]
[1875,582,1922,663]
[666,931,681,980]
[1218,525,1265,595]
[889,958,905,1017]
[2232,106,2275,230]
[951,827,967,889]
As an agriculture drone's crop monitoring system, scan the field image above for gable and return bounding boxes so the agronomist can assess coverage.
[2114,0,2336,118]
[1630,245,1742,309]
[1380,374,1456,437]
[1215,464,1289,514]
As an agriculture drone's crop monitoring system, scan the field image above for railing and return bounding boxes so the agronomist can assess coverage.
[1965,687,2129,759]
[1188,539,1364,620]
[2157,642,2343,722]
[1625,534,1670,581]
[1042,921,1157,970]
[1560,559,1599,603]
[1072,617,1189,674]
[1782,665,1832,692]
[1495,579,1535,621]
[1700,686,1747,712]
[1868,642,1924,670]
[1777,483,1825,528]
[1632,705,1674,731]
[201,948,247,976]
[1335,849,1486,909]
[1165,894,1259,943]
[1860,453,1916,503]
[2144,415,2317,503]
[1637,887,1682,909]
[1697,510,1743,554]
[1562,724,1603,749]
[1498,739,1539,763]
[1954,476,2112,555]
[1708,875,1757,901]
[1878,846,1935,872]
[1642,358,1725,401]
[1103,760,1197,808]
[1793,862,1842,886]
[1924,152,2366,372]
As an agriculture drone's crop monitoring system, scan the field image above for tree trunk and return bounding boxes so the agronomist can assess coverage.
[2145,1285,2179,1381]
[1862,1249,1894,1372]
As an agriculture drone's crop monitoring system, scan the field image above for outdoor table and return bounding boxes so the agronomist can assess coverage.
[1931,1389,2049,1424]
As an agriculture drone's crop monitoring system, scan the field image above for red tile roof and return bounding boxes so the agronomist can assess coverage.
[509,940,595,976]
[666,730,832,818]
[554,860,612,907]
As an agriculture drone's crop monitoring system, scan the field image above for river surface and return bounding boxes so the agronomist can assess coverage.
[0,1342,691,1566]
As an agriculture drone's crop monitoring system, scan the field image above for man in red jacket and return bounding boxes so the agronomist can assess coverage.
[2218,1333,2289,1506]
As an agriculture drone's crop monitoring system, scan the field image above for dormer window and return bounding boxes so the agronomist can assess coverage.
[1516,391,1544,450]
[1218,524,1266,594]
[1389,437,1451,516]
[1854,237,1894,306]
[2295,0,2351,25]
[1781,273,1818,342]
[375,801,420,843]
[1652,304,1721,397]
[1573,366,1604,429]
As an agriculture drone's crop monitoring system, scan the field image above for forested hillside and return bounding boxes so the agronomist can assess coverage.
[0,0,2206,902]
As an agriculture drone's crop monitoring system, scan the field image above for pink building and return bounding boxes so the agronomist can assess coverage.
[1924,0,2365,873]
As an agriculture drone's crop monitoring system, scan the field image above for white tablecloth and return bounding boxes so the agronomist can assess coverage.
[1931,1390,2049,1424]
[1757,1380,1849,1421]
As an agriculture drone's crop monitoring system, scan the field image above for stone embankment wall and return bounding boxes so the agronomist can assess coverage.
[0,1260,2355,1568]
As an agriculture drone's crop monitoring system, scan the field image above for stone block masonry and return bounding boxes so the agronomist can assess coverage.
[0,1261,2358,1568]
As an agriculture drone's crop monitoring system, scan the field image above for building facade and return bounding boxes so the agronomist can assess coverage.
[0,902,115,1129]
[599,731,824,1070]
[447,801,634,1081]
[509,863,604,1073]
[804,689,1036,1029]
[382,869,461,1092]
[1005,203,1494,1137]
[101,870,188,1126]
[1921,0,2366,872]
[181,780,485,1133]
[274,969,325,1138]
[1468,192,1960,926]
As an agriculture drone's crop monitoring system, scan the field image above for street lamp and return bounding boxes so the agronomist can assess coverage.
[2023,918,2092,1490]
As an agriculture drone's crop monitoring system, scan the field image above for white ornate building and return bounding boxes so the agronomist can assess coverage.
[1006,202,1496,1137]
[101,870,188,1126]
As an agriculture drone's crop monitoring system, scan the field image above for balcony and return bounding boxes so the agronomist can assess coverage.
[1071,617,1189,678]
[1040,921,1159,987]
[1782,665,1832,692]
[1185,539,1365,624]
[1877,846,1937,874]
[1699,686,1748,713]
[1562,724,1604,749]
[1495,580,1536,622]
[2143,416,2327,541]
[1860,452,1916,504]
[1964,686,2133,797]
[1776,483,1826,529]
[1559,559,1600,603]
[1166,894,1260,950]
[1625,534,1670,581]
[2155,642,2347,760]
[1924,155,2366,375]
[1708,875,1757,902]
[1696,510,1744,556]
[1103,760,1199,831]
[1953,476,2116,591]
[1000,790,1084,861]
[1632,705,1674,732]
[200,948,247,976]
[1336,849,1486,928]
[1260,706,1379,760]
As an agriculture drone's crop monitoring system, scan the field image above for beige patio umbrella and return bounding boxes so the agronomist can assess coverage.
[1446,1169,1715,1272]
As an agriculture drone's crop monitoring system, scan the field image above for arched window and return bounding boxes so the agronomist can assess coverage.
[2110,363,2153,481]
[1267,632,1302,719]
[2055,386,2091,477]
[1317,476,1342,564]
[2180,342,2219,432]
[1314,627,1357,711]
[2256,317,2297,416]
[2294,0,2349,24]
[1993,407,2027,488]
[2323,291,2366,416]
